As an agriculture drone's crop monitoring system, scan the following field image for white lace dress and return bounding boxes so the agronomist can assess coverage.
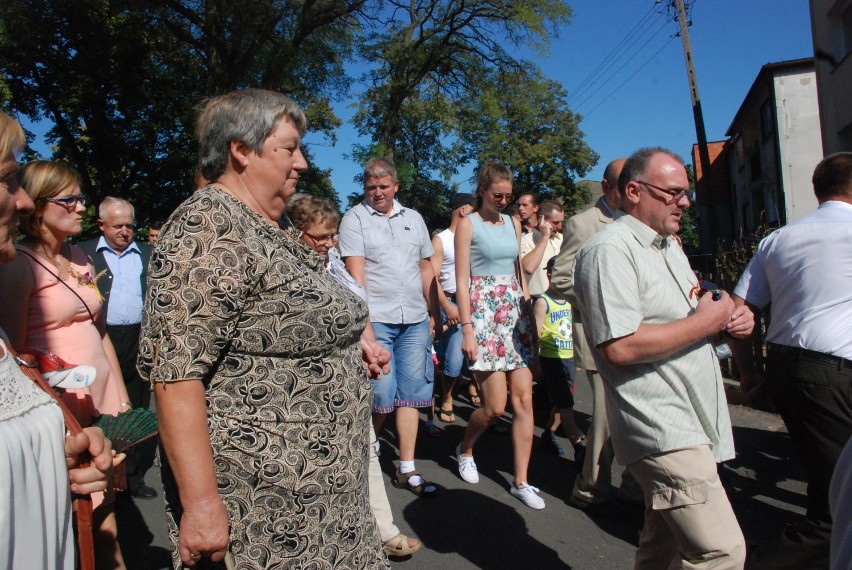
[0,333,75,569]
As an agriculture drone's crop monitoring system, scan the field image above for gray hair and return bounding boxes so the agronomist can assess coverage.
[99,196,135,219]
[196,88,307,182]
[618,147,684,195]
[363,158,397,184]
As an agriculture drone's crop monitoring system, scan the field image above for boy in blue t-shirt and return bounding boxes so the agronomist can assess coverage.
[533,257,586,463]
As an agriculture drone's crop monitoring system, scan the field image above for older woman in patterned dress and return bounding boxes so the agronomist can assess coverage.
[138,89,389,569]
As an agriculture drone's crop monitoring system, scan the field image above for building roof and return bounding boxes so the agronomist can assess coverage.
[725,57,815,137]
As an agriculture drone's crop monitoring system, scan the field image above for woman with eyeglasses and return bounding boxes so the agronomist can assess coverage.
[453,161,543,509]
[0,159,131,568]
[287,193,422,558]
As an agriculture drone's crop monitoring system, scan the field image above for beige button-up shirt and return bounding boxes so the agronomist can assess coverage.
[573,215,735,465]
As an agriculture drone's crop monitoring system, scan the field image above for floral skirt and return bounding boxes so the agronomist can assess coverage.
[468,274,533,372]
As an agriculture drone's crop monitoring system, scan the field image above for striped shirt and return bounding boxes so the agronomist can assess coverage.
[573,215,735,465]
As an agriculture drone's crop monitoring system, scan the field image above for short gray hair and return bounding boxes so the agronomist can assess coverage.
[363,158,397,184]
[196,88,307,182]
[99,196,135,219]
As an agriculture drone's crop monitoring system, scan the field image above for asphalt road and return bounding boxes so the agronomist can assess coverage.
[117,372,803,569]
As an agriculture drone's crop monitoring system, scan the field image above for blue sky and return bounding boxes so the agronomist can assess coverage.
[308,0,814,204]
[24,0,814,206]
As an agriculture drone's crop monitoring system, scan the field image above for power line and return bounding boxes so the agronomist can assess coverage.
[567,2,666,104]
[580,35,678,119]
[572,16,672,112]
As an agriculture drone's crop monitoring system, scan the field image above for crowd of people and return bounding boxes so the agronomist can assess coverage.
[0,88,850,570]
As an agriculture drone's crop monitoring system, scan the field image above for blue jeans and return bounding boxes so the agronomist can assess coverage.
[438,304,464,378]
[371,319,433,412]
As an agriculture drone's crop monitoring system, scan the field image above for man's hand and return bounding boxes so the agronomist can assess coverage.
[537,215,552,240]
[178,496,231,566]
[361,333,391,379]
[65,427,125,495]
[694,290,736,333]
[725,303,755,339]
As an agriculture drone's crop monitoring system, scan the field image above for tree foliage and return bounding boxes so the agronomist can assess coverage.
[458,68,597,216]
[1,0,599,232]
[0,0,359,228]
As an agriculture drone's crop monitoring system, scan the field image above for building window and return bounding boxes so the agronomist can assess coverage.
[760,100,774,140]
[750,151,762,182]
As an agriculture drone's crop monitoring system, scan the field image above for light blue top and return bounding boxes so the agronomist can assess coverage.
[469,213,518,276]
[95,236,143,325]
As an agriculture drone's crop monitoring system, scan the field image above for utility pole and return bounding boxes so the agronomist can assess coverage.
[673,0,717,255]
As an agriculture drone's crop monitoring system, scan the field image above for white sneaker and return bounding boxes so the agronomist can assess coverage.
[455,444,479,484]
[510,483,545,509]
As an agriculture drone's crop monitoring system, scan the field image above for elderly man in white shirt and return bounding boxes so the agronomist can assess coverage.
[574,147,754,569]
[732,152,852,570]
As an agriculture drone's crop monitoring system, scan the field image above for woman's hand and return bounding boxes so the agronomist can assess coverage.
[360,334,391,379]
[461,329,477,362]
[65,427,126,495]
[178,496,231,566]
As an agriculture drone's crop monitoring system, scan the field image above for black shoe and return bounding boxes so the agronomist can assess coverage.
[540,430,565,456]
[570,435,587,465]
[130,484,158,499]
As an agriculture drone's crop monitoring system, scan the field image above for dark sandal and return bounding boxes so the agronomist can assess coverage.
[392,470,438,497]
[436,408,456,423]
[468,389,481,406]
[383,533,422,557]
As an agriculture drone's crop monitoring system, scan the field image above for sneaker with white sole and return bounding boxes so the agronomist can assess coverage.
[455,444,479,484]
[510,482,545,509]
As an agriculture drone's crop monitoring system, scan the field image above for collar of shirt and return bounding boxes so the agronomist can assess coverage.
[599,196,618,219]
[819,199,852,213]
[95,235,141,258]
[363,199,404,218]
[620,214,670,250]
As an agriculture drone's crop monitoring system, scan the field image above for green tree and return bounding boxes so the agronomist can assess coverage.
[679,164,700,250]
[353,0,573,163]
[0,0,361,226]
[458,68,598,216]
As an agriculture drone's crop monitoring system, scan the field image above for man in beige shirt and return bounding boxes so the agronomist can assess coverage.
[551,158,645,511]
[520,199,564,297]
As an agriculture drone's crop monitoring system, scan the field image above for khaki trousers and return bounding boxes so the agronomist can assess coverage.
[630,445,745,570]
[571,370,642,503]
[369,423,399,542]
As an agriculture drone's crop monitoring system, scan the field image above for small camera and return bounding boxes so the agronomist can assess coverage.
[698,280,722,301]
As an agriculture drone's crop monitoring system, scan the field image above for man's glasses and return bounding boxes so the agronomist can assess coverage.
[43,194,88,208]
[303,230,337,244]
[636,181,689,204]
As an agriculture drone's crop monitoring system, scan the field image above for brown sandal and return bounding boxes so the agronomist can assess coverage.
[383,533,422,557]
[392,470,438,497]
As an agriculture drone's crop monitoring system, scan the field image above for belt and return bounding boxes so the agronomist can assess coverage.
[768,343,852,370]
[106,323,142,330]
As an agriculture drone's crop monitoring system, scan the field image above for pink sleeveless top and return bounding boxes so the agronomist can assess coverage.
[16,243,123,419]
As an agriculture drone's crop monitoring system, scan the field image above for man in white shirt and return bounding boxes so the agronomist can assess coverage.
[733,152,852,570]
[574,147,754,569]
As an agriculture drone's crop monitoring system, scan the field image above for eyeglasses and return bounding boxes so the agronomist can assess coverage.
[43,194,88,208]
[491,193,513,201]
[303,230,337,244]
[636,181,689,203]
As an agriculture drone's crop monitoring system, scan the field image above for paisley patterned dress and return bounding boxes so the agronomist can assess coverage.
[138,187,388,570]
